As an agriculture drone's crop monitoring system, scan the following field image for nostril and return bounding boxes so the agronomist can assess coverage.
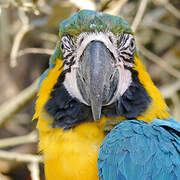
[109,70,117,81]
[82,77,86,82]
[109,74,113,81]
[80,74,87,85]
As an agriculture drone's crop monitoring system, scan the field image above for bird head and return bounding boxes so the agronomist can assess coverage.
[35,10,170,129]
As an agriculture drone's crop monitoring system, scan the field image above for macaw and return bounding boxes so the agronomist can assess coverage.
[33,10,180,180]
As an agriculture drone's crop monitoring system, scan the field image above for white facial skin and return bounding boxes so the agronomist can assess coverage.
[62,32,136,106]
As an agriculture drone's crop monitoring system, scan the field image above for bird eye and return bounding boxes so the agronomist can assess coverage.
[61,42,64,50]
[129,39,135,51]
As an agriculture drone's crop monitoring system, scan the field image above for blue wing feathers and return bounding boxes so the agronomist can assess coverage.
[98,118,180,180]
[38,68,50,89]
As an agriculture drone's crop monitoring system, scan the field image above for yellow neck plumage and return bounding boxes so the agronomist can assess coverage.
[133,56,170,122]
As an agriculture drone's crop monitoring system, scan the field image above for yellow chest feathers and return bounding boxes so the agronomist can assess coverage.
[38,117,105,180]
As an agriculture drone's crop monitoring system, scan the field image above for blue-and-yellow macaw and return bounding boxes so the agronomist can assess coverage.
[33,10,180,180]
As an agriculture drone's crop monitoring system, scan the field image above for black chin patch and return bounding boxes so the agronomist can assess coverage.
[115,68,151,119]
[45,81,93,129]
[45,67,151,129]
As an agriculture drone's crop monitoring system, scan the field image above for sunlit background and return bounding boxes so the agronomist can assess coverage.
[0,0,180,179]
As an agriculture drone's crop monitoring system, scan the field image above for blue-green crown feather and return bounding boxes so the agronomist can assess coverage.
[59,10,132,38]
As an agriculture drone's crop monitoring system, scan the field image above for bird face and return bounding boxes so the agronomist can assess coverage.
[42,10,155,129]
[36,10,169,129]
[61,32,136,121]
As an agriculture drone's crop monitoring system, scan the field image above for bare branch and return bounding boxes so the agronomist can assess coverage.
[138,44,180,79]
[131,0,148,32]
[68,0,96,10]
[18,48,54,57]
[28,162,40,180]
[39,32,59,42]
[0,131,38,149]
[104,0,128,16]
[160,80,180,99]
[0,150,42,163]
[171,92,180,119]
[0,3,10,9]
[7,0,40,14]
[143,21,180,37]
[37,0,52,15]
[0,78,39,127]
[0,173,11,180]
[164,2,180,19]
[153,0,180,19]
[10,10,32,67]
[99,0,113,12]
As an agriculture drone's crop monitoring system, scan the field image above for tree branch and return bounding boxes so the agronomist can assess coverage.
[138,44,180,79]
[0,150,42,163]
[131,0,148,32]
[10,10,32,67]
[18,48,54,57]
[68,0,96,10]
[104,0,128,16]
[0,131,38,149]
[143,21,180,37]
[0,78,39,127]
[28,162,40,180]
[160,80,180,99]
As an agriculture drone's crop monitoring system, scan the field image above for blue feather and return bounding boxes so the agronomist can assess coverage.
[38,68,50,89]
[98,118,180,180]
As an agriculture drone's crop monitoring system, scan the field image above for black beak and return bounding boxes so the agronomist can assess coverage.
[77,41,119,121]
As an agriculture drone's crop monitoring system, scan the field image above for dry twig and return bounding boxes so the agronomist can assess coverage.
[68,0,96,10]
[0,2,9,9]
[0,173,11,180]
[0,131,38,149]
[131,0,148,32]
[171,92,180,119]
[104,0,128,16]
[143,21,180,37]
[37,0,52,15]
[164,2,180,19]
[18,48,54,57]
[160,80,180,99]
[10,10,32,67]
[153,0,180,19]
[39,32,59,42]
[28,162,40,180]
[138,44,180,79]
[0,150,42,163]
[0,78,39,127]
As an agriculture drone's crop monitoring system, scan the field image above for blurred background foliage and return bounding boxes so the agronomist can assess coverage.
[0,0,179,179]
